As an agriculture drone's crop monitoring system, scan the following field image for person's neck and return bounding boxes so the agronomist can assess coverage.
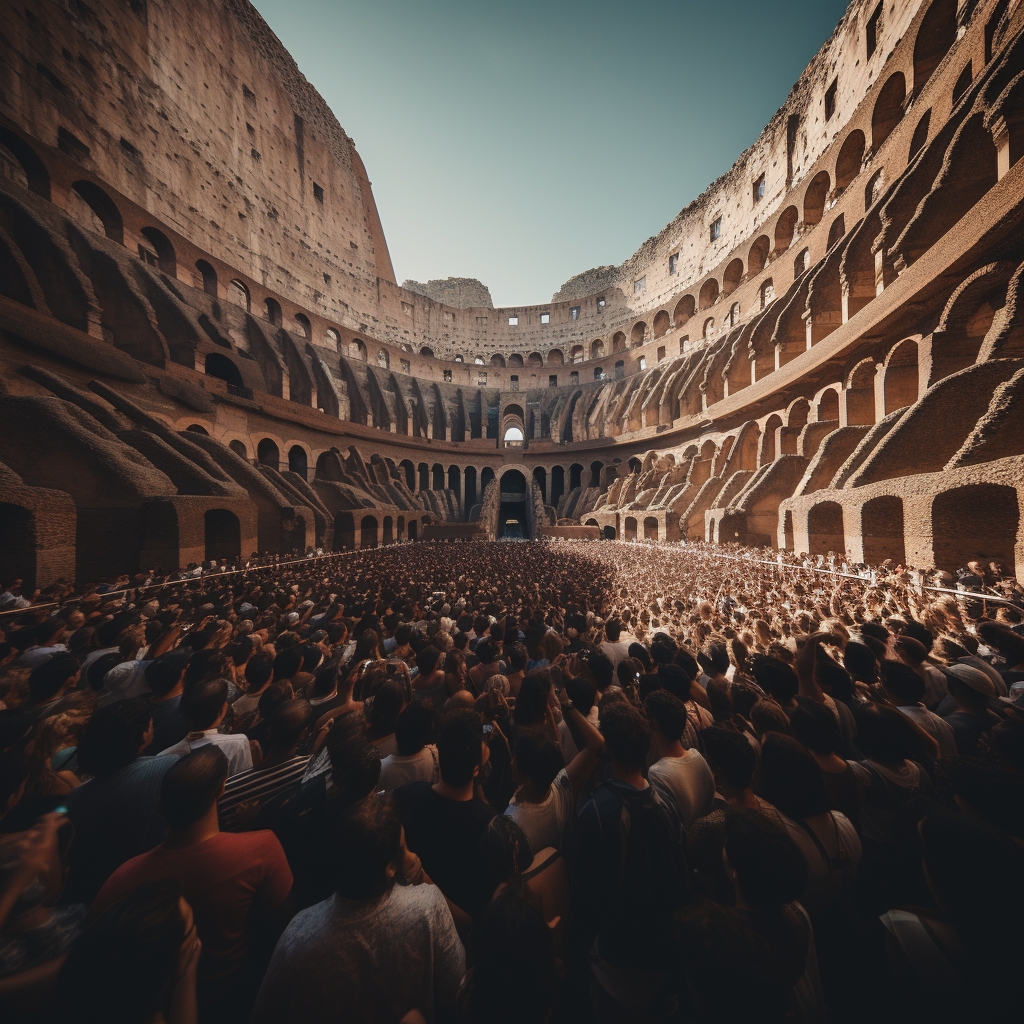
[153,684,184,704]
[609,761,647,789]
[723,785,760,810]
[162,805,220,850]
[954,699,987,717]
[518,779,551,804]
[809,749,847,772]
[433,778,475,802]
[655,737,687,760]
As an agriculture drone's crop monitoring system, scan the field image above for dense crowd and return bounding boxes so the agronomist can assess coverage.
[1,538,1022,1024]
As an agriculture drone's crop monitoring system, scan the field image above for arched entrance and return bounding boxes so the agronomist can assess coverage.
[204,509,240,563]
[360,515,379,549]
[334,512,355,551]
[499,469,528,539]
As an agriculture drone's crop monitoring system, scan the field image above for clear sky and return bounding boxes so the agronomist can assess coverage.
[252,0,851,307]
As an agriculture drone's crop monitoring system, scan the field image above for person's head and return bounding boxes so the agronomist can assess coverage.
[586,650,614,691]
[854,703,920,764]
[476,639,495,665]
[77,699,153,776]
[272,645,304,683]
[266,699,313,752]
[394,700,436,757]
[513,671,553,728]
[159,746,228,829]
[725,809,808,910]
[506,643,528,674]
[946,664,997,710]
[436,708,487,788]
[702,725,756,791]
[511,726,563,794]
[415,645,442,677]
[144,651,190,698]
[751,657,798,705]
[599,700,651,773]
[479,814,534,898]
[605,618,623,643]
[367,678,405,737]
[749,698,791,738]
[843,640,876,684]
[879,659,926,705]
[244,652,274,692]
[759,733,831,819]
[788,695,840,754]
[645,689,689,745]
[54,880,192,1024]
[333,795,403,901]
[36,617,66,646]
[28,653,79,705]
[180,678,229,731]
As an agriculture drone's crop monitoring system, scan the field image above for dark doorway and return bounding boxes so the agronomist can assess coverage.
[360,515,378,549]
[204,509,240,563]
[334,512,355,551]
[499,470,529,539]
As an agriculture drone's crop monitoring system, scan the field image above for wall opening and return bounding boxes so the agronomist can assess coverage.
[204,509,241,563]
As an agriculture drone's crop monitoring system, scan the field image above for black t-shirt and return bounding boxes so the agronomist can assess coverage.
[392,782,496,918]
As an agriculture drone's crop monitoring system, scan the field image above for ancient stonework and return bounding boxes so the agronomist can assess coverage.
[1,0,1024,584]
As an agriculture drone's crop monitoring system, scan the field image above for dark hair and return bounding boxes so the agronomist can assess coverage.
[180,678,228,731]
[367,679,405,739]
[512,672,553,729]
[436,708,484,787]
[267,699,313,749]
[160,746,229,829]
[788,695,841,754]
[657,663,689,700]
[506,643,528,673]
[244,653,274,691]
[310,664,339,699]
[854,703,919,764]
[751,658,798,705]
[628,643,653,671]
[144,651,190,698]
[880,659,925,704]
[513,727,563,793]
[600,700,651,772]
[605,618,622,642]
[843,640,876,684]
[479,815,534,898]
[333,795,402,900]
[587,650,614,690]
[415,646,442,676]
[53,879,187,1024]
[476,640,495,665]
[225,636,254,666]
[395,700,435,757]
[28,653,79,704]
[77,699,152,776]
[759,733,831,819]
[725,809,808,909]
[645,689,689,743]
[703,726,757,791]
[750,699,791,738]
[395,623,413,646]
[272,646,304,682]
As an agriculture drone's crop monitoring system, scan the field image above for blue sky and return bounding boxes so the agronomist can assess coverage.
[252,0,851,306]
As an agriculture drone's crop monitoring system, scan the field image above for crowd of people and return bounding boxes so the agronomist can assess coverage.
[1,536,1022,1024]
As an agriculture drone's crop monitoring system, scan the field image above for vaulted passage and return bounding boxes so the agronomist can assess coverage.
[498,470,528,538]
[204,509,240,563]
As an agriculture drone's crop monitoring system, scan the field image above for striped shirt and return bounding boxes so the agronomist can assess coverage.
[218,755,309,831]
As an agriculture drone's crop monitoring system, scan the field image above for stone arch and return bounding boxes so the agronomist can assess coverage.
[673,294,695,327]
[913,0,957,97]
[264,297,283,327]
[653,310,671,339]
[827,213,846,251]
[382,516,394,546]
[508,353,524,366]
[728,302,741,327]
[783,510,795,551]
[550,466,565,508]
[845,358,877,425]
[808,501,845,557]
[0,231,35,308]
[816,387,840,421]
[589,460,603,487]
[256,438,280,469]
[702,317,715,340]
[862,496,906,565]
[324,329,340,351]
[195,259,217,296]
[400,459,415,488]
[760,278,775,309]
[448,465,461,502]
[865,170,886,211]
[591,339,605,358]
[932,484,1018,573]
[204,351,244,389]
[465,466,478,508]
[698,279,719,310]
[532,466,546,503]
[360,515,379,549]
[288,445,308,480]
[186,424,209,435]
[748,235,771,277]
[294,313,311,338]
[883,338,919,413]
[570,345,585,363]
[630,322,647,347]
[139,226,176,276]
[490,353,506,366]
[547,348,564,365]
[569,463,583,490]
[612,332,626,353]
[794,248,810,276]
[0,127,50,198]
[229,280,250,311]
[349,338,368,361]
[835,130,865,192]
[909,109,932,161]
[204,509,241,563]
[723,258,744,296]
[624,516,638,541]
[418,462,429,490]
[407,519,418,542]
[229,438,250,460]
[872,72,906,151]
[432,463,445,490]
[419,346,434,357]
[803,170,831,226]
[644,516,659,541]
[71,180,123,242]
[527,352,544,366]
[774,206,799,253]
[787,397,811,429]
[602,525,617,540]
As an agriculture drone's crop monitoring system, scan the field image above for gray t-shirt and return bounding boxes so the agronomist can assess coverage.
[648,750,716,830]
[252,884,464,1024]
[505,767,574,852]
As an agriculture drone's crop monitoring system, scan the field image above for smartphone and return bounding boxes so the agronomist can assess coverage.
[54,805,69,815]
[482,724,493,738]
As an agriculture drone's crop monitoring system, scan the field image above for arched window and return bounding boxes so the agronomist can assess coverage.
[913,0,956,96]
[827,214,846,250]
[803,171,831,226]
[794,248,810,276]
[503,425,524,443]
[872,72,906,151]
[723,259,744,296]
[294,314,311,338]
[204,352,244,388]
[325,328,340,350]
[698,280,719,310]
[264,297,282,326]
[420,346,434,357]
[774,207,799,253]
[257,438,280,469]
[835,130,865,192]
[748,236,770,277]
[229,280,250,311]
[0,127,50,198]
[71,181,123,242]
[760,279,775,309]
[195,260,217,296]
[703,317,715,339]
[909,109,932,161]
[952,62,973,105]
[288,445,308,480]
[139,227,176,275]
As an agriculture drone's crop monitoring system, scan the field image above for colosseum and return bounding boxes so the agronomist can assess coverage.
[1,0,1023,584]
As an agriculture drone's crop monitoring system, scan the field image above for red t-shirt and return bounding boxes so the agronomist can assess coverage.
[93,831,293,982]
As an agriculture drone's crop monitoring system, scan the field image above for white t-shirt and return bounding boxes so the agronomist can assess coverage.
[600,640,632,668]
[157,729,253,777]
[378,746,439,794]
[505,768,574,852]
[648,750,716,830]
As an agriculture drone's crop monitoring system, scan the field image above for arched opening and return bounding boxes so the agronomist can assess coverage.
[499,470,528,538]
[420,346,434,357]
[612,333,626,353]
[760,414,784,465]
[377,349,390,370]
[816,388,840,422]
[673,295,695,327]
[827,214,846,251]
[808,502,845,557]
[783,510,795,551]
[589,461,603,487]
[229,439,249,460]
[408,519,418,541]
[909,109,932,161]
[628,457,642,474]
[550,466,565,508]
[884,339,919,414]
[624,517,638,541]
[0,128,50,198]
[914,0,957,96]
[794,248,810,276]
[865,170,886,212]
[547,348,564,366]
[418,463,429,491]
[835,131,865,192]
[653,311,670,339]
[294,314,311,339]
[382,516,394,546]
[569,464,583,491]
[324,329,340,352]
[532,466,546,504]
[262,298,281,327]
[288,445,308,480]
[872,72,906,151]
[698,279,719,311]
[774,206,799,253]
[71,180,123,242]
[448,465,461,502]
[760,279,775,309]
[229,280,250,311]
[509,353,524,367]
[332,511,354,551]
[952,62,973,106]
[591,339,605,358]
[400,459,415,488]
[465,466,478,509]
[360,515,379,549]
[527,352,544,366]
[630,322,647,347]
[703,317,716,340]
[0,503,35,585]
[204,510,241,563]
[933,485,1018,573]
[256,438,279,470]
[503,425,524,443]
[432,463,444,490]
[862,496,906,565]
[603,525,617,540]
[729,303,741,327]
[186,424,209,435]
[139,227,176,275]
[748,236,771,277]
[194,260,218,297]
[723,259,744,296]
[349,339,367,361]
[803,171,831,226]
[481,466,496,496]
[644,516,659,541]
[491,353,506,367]
[204,352,244,389]
[846,359,877,425]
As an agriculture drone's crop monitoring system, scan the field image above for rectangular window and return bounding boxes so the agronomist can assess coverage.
[443,369,452,382]
[753,174,765,203]
[313,182,324,203]
[400,358,410,373]
[510,375,519,391]
[594,367,604,380]
[867,4,881,58]
[668,254,679,275]
[401,302,413,317]
[638,357,646,370]
[138,244,158,267]
[548,374,558,387]
[657,346,666,362]
[570,306,580,320]
[709,218,721,242]
[478,372,487,385]
[443,311,455,322]
[540,312,550,324]
[825,78,838,120]
[633,276,646,295]
[476,316,488,326]
[508,316,518,326]
[570,371,579,385]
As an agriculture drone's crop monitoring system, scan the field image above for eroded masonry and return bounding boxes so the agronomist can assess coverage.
[1,0,1023,583]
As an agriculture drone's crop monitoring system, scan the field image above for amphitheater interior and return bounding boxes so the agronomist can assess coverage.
[2,0,1024,585]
